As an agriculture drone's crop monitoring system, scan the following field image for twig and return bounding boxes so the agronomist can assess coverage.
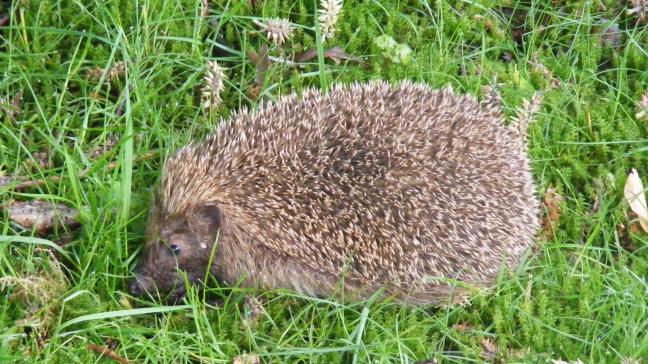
[87,343,130,364]
[297,46,363,64]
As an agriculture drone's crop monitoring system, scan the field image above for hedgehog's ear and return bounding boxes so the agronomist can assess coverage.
[187,203,224,244]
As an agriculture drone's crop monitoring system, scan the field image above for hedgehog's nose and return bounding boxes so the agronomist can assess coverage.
[128,277,144,296]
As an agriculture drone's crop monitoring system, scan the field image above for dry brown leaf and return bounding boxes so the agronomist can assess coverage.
[542,188,564,237]
[7,200,81,235]
[480,338,498,361]
[624,168,648,233]
[233,354,260,364]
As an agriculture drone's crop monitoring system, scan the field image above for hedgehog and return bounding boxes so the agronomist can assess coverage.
[128,81,540,305]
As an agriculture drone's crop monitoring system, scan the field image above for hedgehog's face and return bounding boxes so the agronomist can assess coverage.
[128,202,223,303]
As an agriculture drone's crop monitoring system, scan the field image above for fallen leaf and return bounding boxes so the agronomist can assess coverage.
[542,188,564,237]
[624,168,648,233]
[7,200,81,236]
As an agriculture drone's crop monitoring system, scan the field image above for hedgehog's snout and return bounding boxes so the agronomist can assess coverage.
[128,273,154,297]
[128,277,143,296]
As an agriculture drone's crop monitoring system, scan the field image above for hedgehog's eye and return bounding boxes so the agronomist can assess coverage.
[169,244,181,255]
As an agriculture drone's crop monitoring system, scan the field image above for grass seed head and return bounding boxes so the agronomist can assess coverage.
[201,60,226,111]
[253,18,293,45]
[319,0,343,40]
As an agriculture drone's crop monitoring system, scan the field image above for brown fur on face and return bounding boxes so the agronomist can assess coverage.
[128,201,222,302]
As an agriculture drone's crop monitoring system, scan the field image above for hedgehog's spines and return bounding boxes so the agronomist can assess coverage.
[157,81,540,303]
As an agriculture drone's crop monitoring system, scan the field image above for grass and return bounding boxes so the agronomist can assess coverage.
[1,0,648,362]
